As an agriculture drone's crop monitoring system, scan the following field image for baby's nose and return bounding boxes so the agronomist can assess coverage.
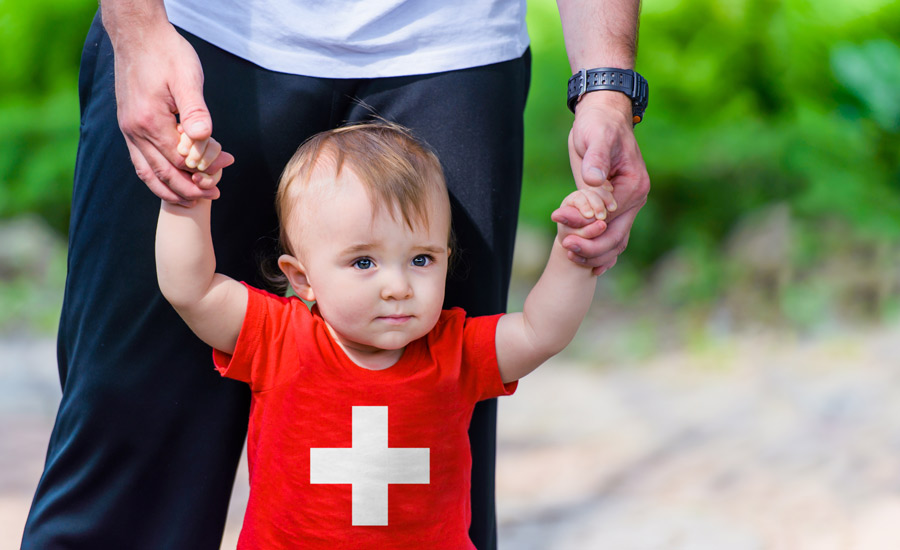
[380,270,413,300]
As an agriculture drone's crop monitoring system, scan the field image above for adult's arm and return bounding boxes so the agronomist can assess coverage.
[555,0,650,274]
[101,0,230,204]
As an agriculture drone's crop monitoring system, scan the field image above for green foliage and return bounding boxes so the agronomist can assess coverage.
[523,0,900,323]
[0,0,96,234]
[832,39,900,131]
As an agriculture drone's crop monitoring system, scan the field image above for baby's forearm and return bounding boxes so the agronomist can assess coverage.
[521,238,597,356]
[497,237,597,383]
[155,200,217,309]
[155,200,247,353]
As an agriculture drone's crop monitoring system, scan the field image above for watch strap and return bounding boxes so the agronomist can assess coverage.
[567,68,649,123]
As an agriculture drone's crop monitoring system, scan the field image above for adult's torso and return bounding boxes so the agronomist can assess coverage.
[164,0,529,78]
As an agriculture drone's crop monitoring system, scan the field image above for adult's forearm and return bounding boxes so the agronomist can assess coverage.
[100,0,170,49]
[557,0,640,71]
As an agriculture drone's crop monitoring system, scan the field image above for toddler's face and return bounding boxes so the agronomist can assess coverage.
[285,169,451,360]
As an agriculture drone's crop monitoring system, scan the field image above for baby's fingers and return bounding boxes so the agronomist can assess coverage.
[583,188,610,220]
[176,128,193,157]
[562,189,608,221]
[196,138,221,173]
[562,191,595,220]
[185,139,209,170]
[596,184,617,213]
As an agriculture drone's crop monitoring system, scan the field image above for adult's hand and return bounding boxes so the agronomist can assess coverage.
[555,91,650,275]
[102,2,232,205]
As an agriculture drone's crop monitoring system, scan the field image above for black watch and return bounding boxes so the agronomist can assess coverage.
[567,68,649,124]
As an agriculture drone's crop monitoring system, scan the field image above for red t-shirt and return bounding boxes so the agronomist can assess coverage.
[213,285,516,549]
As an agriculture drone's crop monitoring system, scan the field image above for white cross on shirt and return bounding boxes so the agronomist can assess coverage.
[310,406,430,526]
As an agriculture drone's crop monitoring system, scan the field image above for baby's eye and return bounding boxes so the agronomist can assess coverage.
[411,255,433,267]
[353,258,373,270]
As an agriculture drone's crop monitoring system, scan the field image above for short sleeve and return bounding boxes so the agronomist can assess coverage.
[212,283,310,392]
[461,313,517,401]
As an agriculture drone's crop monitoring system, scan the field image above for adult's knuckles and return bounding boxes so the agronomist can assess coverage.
[636,172,651,197]
[134,165,155,184]
[120,109,166,139]
[179,104,209,121]
[153,163,194,190]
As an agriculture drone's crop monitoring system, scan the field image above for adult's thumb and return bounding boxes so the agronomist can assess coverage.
[173,82,212,140]
[180,108,212,140]
[581,141,611,187]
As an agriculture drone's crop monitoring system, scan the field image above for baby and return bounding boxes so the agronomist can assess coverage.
[156,122,616,549]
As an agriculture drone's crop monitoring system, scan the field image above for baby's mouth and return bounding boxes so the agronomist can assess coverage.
[377,314,413,325]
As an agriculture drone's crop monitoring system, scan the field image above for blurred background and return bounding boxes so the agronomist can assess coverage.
[2,0,899,548]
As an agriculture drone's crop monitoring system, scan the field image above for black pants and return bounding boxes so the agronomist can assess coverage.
[23,13,530,550]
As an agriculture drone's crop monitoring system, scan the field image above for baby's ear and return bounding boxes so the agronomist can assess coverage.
[278,254,315,301]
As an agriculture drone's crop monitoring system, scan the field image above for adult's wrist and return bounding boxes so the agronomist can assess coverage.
[567,68,648,123]
[574,91,633,121]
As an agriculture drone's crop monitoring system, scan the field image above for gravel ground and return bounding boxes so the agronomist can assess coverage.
[3,323,900,549]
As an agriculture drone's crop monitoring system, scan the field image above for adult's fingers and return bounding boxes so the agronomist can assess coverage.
[606,139,650,220]
[125,140,184,204]
[564,249,619,274]
[191,151,234,192]
[134,137,219,202]
[552,204,596,228]
[566,246,621,270]
[563,205,637,265]
[559,219,607,242]
[197,151,235,187]
[592,257,618,276]
[205,150,235,173]
[191,173,223,196]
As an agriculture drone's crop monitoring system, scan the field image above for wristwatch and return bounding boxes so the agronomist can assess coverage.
[567,68,649,124]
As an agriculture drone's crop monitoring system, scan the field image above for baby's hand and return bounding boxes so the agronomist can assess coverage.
[551,184,616,268]
[176,125,233,198]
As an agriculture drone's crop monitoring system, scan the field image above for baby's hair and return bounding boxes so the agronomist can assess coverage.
[264,121,452,295]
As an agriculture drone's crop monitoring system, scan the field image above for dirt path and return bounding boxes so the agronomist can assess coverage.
[496,324,900,549]
[3,324,900,549]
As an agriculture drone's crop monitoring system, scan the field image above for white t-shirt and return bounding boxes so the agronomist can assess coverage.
[164,0,530,78]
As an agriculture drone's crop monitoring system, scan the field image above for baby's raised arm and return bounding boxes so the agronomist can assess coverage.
[494,186,614,383]
[155,135,247,354]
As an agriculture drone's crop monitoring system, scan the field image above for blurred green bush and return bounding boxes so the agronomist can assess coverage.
[0,0,94,235]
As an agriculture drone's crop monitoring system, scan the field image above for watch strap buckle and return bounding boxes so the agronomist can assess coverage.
[577,68,587,103]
